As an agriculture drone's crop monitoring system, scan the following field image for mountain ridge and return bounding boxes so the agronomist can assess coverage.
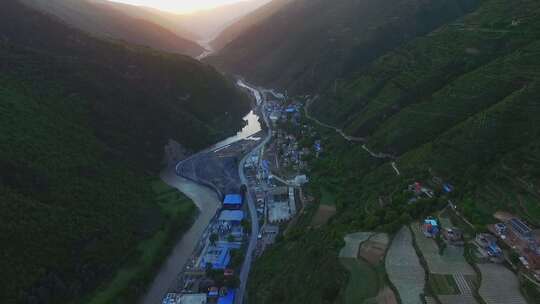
[20,0,205,57]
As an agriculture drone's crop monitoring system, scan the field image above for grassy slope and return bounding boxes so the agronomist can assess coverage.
[0,1,249,303]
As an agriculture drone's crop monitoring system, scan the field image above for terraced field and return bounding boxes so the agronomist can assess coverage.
[478,263,527,304]
[339,232,390,304]
[411,223,475,275]
[386,227,425,304]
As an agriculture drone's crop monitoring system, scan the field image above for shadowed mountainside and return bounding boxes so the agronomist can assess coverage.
[208,0,479,93]
[246,0,540,303]
[20,0,205,57]
[0,1,250,303]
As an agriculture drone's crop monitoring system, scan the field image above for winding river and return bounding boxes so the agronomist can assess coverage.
[141,166,220,304]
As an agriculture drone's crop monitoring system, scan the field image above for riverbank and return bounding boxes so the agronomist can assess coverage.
[140,165,222,304]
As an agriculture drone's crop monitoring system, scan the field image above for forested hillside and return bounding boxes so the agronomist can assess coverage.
[210,0,292,51]
[0,1,249,303]
[20,0,204,57]
[247,0,540,303]
[309,0,540,223]
[208,0,479,93]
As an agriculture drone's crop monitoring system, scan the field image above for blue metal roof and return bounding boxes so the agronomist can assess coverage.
[424,219,438,227]
[510,218,531,237]
[219,210,244,222]
[202,246,231,270]
[218,290,235,304]
[223,194,242,205]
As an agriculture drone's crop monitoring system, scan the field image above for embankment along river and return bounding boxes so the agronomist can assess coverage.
[140,166,220,304]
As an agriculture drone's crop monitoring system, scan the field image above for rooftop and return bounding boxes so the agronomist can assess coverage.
[177,294,207,304]
[219,210,244,222]
[223,194,242,206]
[510,218,532,237]
[217,290,235,304]
[202,246,231,270]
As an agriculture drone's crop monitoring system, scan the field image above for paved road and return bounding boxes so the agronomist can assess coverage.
[235,82,272,304]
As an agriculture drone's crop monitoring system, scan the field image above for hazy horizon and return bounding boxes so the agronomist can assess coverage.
[107,0,259,14]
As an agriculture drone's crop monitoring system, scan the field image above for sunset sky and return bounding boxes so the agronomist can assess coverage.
[108,0,250,13]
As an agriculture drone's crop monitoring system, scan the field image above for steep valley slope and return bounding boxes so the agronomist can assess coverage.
[246,0,540,303]
[0,1,250,303]
[20,0,205,57]
[208,0,479,93]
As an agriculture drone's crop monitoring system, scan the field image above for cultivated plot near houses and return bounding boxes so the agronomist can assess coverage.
[360,233,390,265]
[386,227,425,304]
[411,221,478,304]
[339,232,374,258]
[411,223,475,275]
[478,263,527,304]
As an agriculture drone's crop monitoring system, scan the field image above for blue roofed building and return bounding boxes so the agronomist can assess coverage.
[223,194,242,210]
[202,246,231,270]
[509,218,532,240]
[219,210,244,224]
[217,290,235,304]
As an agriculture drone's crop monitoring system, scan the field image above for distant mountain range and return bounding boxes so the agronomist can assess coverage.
[20,0,205,56]
[210,0,292,51]
[21,0,270,56]
[208,0,479,92]
[101,0,271,43]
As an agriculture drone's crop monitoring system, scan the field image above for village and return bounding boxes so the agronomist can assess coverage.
[163,83,540,304]
[161,86,317,304]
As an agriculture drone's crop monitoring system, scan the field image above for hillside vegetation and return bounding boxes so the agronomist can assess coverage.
[20,0,204,57]
[208,0,478,93]
[310,0,540,225]
[0,1,249,303]
[248,0,540,303]
[210,0,292,51]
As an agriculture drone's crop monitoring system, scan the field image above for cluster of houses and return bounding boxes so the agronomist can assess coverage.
[421,211,540,281]
[164,194,245,304]
[408,181,435,203]
[267,99,301,127]
[199,194,244,271]
[489,216,540,275]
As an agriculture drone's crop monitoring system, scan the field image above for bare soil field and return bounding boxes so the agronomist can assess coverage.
[339,232,374,258]
[360,233,389,266]
[311,204,336,227]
